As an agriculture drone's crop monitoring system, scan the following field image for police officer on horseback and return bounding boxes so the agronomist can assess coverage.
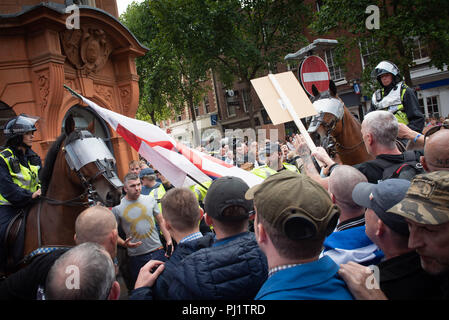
[0,114,42,268]
[370,61,424,134]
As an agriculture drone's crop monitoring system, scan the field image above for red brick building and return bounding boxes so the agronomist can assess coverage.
[0,0,147,178]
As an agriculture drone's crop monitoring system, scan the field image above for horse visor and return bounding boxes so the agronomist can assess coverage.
[308,98,344,133]
[64,136,123,188]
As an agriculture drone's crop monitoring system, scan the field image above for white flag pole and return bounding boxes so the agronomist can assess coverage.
[267,74,322,166]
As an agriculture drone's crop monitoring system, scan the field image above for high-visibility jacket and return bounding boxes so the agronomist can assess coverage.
[190,180,212,204]
[149,183,166,213]
[282,162,300,173]
[251,163,299,179]
[371,81,409,125]
[0,148,40,205]
[250,165,278,179]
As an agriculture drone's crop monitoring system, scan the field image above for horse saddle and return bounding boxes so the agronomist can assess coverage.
[2,207,28,274]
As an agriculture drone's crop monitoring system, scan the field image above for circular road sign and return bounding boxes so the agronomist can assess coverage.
[299,55,331,96]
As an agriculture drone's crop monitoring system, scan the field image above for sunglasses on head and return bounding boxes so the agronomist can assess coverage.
[424,121,449,145]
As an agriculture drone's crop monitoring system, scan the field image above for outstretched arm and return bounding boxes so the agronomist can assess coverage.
[117,236,142,248]
[293,134,329,190]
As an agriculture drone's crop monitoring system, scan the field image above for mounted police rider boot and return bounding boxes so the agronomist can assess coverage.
[0,114,42,272]
[370,61,425,146]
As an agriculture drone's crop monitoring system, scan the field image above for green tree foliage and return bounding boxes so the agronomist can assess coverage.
[311,0,449,96]
[122,0,212,146]
[120,1,183,124]
[151,0,312,129]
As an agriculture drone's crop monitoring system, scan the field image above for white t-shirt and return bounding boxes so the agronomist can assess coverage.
[112,194,162,256]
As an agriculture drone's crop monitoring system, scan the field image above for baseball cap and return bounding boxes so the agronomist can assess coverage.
[204,176,254,222]
[388,171,449,225]
[245,171,340,240]
[352,179,411,236]
[139,168,155,179]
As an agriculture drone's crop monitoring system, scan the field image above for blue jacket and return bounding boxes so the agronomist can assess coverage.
[255,256,354,300]
[166,232,268,300]
[322,225,384,266]
[141,182,161,196]
[130,233,215,300]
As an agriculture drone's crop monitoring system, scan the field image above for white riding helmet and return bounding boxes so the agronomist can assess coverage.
[371,61,402,84]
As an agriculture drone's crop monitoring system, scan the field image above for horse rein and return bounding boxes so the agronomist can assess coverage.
[40,166,108,207]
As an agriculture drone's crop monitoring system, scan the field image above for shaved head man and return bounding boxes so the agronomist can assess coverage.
[323,165,383,267]
[422,129,449,172]
[328,165,368,224]
[75,205,119,259]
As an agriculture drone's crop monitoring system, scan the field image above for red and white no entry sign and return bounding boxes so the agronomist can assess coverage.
[299,55,330,96]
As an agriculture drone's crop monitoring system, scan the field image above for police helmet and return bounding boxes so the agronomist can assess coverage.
[371,61,402,84]
[3,114,39,139]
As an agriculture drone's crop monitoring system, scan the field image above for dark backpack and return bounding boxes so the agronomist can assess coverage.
[371,151,425,181]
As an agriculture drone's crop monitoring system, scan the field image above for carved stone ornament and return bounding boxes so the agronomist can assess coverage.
[61,27,112,74]
[94,84,113,104]
[37,70,50,109]
[119,86,131,113]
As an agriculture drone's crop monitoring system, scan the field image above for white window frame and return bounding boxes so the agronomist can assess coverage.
[324,49,345,82]
[411,37,430,65]
[358,37,377,70]
[418,94,441,118]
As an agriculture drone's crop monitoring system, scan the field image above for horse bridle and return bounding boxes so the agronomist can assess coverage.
[320,115,339,158]
[41,159,116,207]
[322,112,366,158]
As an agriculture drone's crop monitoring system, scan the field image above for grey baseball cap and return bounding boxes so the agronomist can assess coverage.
[352,179,411,236]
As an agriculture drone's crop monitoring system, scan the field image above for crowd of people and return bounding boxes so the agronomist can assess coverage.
[199,132,301,173]
[1,60,449,301]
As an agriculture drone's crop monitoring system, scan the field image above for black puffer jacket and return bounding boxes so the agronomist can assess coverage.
[130,233,215,300]
[167,232,268,300]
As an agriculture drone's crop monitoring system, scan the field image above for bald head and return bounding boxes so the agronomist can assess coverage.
[424,129,449,171]
[75,205,117,248]
[329,165,368,215]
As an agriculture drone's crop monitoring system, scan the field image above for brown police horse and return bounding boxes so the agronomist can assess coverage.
[2,115,122,275]
[308,81,373,165]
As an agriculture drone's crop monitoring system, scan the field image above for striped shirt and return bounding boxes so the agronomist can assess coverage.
[336,214,365,231]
